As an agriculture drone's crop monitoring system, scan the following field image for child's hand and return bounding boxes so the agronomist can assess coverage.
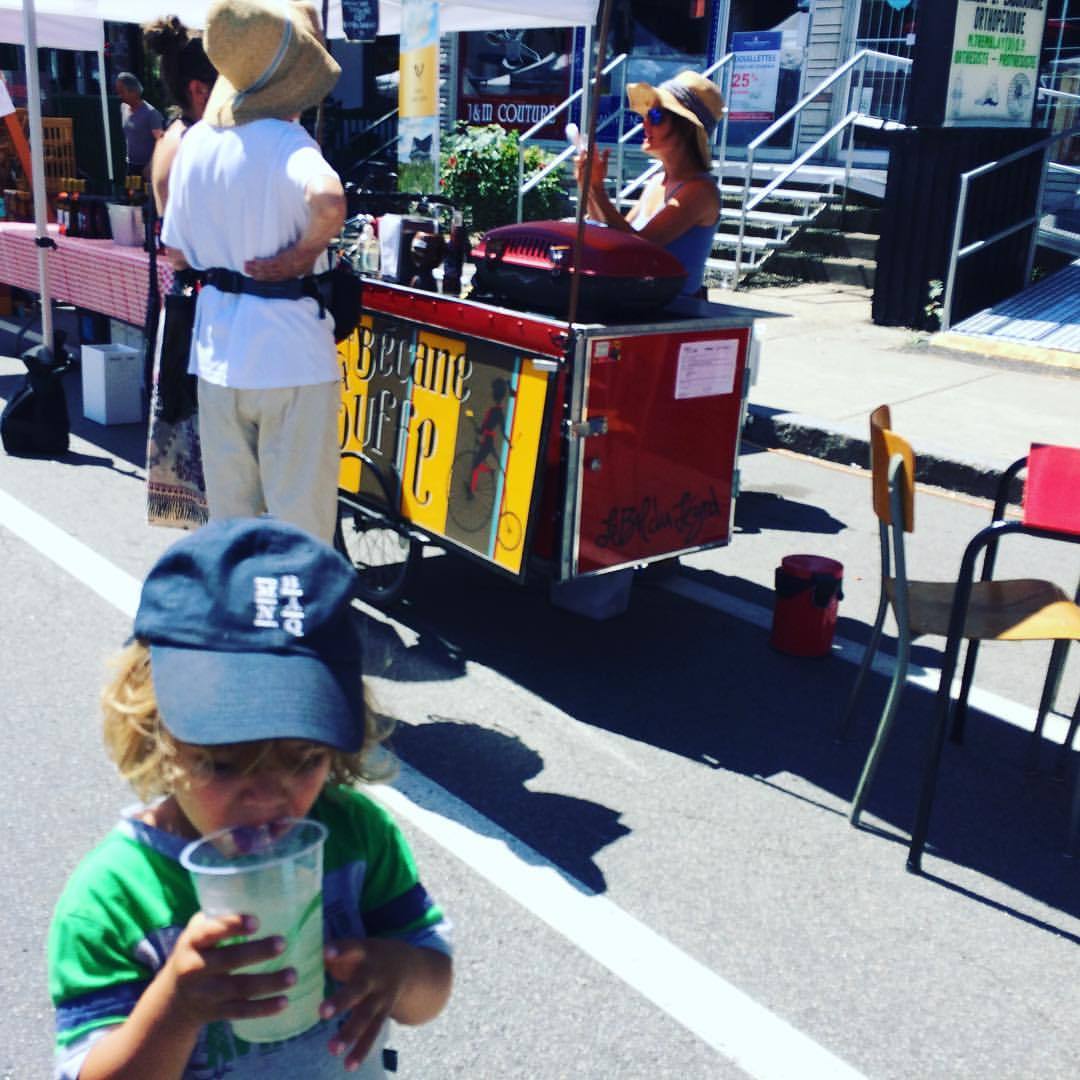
[166,911,296,1028]
[319,938,413,1071]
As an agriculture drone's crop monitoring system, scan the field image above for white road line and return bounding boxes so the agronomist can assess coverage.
[0,489,142,617]
[2,488,872,1078]
[379,765,866,1080]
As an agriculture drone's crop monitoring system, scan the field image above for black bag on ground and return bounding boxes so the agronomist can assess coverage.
[1,343,72,458]
[155,290,199,424]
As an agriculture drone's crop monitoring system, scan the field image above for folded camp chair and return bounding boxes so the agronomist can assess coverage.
[839,407,1080,850]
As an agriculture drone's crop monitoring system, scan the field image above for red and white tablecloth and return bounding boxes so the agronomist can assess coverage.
[0,222,174,326]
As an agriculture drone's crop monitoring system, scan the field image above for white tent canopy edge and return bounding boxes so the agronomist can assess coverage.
[0,1,599,37]
[4,0,600,362]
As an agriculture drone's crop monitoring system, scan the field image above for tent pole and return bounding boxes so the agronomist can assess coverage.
[20,0,54,360]
[98,42,114,184]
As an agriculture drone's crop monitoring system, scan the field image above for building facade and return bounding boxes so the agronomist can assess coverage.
[443,0,1077,164]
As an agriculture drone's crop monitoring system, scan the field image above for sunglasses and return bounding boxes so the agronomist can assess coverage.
[646,106,669,125]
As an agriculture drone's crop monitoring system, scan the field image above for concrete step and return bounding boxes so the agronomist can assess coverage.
[718,184,840,206]
[718,206,805,228]
[786,229,879,261]
[764,250,876,289]
[704,256,740,276]
[712,232,788,252]
[814,205,882,234]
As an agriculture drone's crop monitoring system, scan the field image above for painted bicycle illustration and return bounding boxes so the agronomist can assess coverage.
[447,376,523,551]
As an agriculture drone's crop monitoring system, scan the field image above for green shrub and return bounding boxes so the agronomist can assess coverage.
[439,123,568,233]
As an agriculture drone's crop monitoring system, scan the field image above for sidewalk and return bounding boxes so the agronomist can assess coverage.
[4,283,1078,504]
[712,281,1080,501]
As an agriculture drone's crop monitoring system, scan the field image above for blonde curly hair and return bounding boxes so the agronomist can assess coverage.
[102,640,396,801]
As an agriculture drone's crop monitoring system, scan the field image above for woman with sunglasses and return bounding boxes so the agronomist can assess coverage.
[575,70,723,298]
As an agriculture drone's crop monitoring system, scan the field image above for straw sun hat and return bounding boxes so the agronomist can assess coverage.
[203,0,340,127]
[626,70,725,168]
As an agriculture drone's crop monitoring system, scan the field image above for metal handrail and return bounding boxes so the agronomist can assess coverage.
[941,123,1080,332]
[342,106,401,172]
[1048,161,1080,178]
[614,54,734,208]
[516,52,628,221]
[731,48,913,287]
[1037,81,1080,127]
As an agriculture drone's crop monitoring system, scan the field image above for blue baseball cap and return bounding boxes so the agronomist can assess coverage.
[134,517,365,752]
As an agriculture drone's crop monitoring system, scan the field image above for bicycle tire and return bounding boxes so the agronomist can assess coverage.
[497,510,523,552]
[334,499,417,605]
[448,449,497,533]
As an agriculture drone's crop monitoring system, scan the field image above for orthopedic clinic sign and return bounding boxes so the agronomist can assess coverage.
[945,0,1047,126]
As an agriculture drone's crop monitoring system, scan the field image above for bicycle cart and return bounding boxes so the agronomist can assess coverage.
[334,278,761,610]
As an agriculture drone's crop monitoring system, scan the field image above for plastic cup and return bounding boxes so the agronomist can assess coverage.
[180,818,327,1043]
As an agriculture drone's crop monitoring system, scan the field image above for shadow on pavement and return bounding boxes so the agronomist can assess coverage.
[362,554,1080,923]
[734,489,845,535]
[390,718,629,894]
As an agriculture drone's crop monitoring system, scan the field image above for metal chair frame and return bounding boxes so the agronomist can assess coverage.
[842,409,1080,856]
[907,516,1080,871]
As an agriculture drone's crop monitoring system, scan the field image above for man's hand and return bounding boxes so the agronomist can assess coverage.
[242,242,324,282]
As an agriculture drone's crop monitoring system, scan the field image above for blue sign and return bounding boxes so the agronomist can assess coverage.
[342,0,378,42]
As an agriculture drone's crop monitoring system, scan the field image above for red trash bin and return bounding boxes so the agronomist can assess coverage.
[770,554,844,657]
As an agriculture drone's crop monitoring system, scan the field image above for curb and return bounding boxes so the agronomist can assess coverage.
[743,404,1022,505]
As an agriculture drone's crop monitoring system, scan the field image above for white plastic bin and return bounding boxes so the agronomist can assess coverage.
[81,344,143,424]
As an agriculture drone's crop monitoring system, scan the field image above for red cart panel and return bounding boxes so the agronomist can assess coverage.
[568,326,750,576]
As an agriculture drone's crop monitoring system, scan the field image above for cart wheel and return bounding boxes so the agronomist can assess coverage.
[334,502,417,605]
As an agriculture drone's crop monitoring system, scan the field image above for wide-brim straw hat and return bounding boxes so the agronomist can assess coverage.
[203,0,340,127]
[626,70,725,168]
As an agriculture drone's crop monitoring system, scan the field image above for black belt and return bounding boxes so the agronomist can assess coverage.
[204,267,321,303]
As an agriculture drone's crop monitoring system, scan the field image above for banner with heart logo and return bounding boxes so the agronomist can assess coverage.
[399,0,440,192]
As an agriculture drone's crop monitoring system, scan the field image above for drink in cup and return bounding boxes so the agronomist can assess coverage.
[181,818,327,1043]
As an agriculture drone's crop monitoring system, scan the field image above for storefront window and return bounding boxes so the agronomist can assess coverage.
[725,0,810,150]
[609,0,715,87]
[457,28,574,138]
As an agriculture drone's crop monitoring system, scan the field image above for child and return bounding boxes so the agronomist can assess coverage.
[48,517,453,1078]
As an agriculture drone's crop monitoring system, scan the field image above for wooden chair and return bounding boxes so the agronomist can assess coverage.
[840,407,1080,854]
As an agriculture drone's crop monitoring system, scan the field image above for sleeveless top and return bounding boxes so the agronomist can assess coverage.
[631,173,719,296]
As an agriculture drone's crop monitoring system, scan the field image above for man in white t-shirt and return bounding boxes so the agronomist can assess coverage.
[161,0,346,542]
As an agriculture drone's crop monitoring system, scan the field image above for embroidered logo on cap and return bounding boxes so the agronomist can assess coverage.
[253,574,306,636]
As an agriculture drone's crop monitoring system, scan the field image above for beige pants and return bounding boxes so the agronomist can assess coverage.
[197,379,340,544]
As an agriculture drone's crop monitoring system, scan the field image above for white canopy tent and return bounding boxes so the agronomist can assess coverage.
[1,0,600,360]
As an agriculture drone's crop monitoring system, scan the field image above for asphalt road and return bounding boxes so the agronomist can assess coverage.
[2,349,1079,1080]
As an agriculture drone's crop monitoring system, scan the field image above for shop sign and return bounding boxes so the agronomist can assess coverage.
[729,31,783,123]
[945,0,1047,127]
[341,0,378,42]
[460,96,566,136]
[456,29,573,137]
[338,313,553,576]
